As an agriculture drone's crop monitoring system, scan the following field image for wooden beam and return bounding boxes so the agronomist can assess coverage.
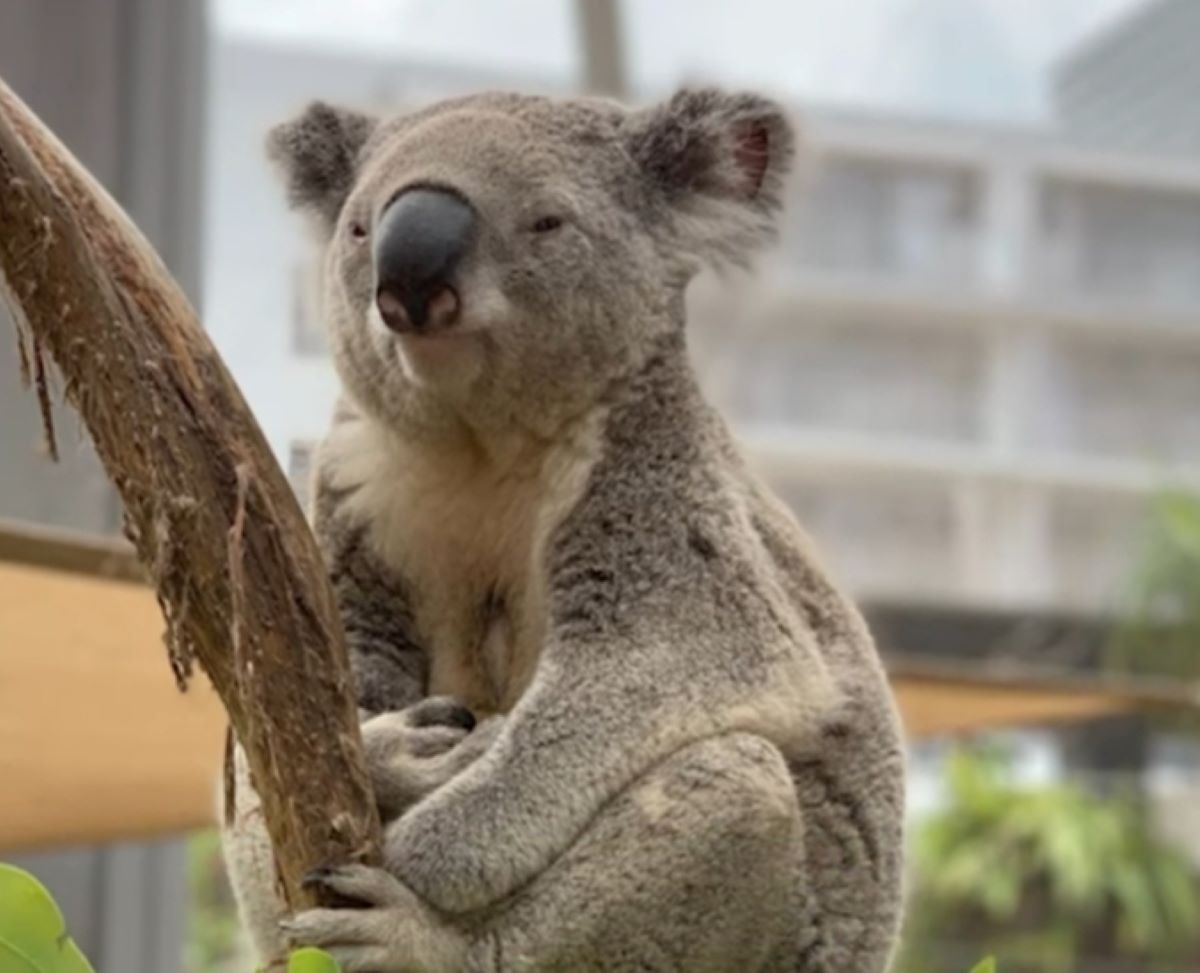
[0,517,142,583]
[888,656,1198,738]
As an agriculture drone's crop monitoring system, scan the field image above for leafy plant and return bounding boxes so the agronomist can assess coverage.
[0,863,94,972]
[186,828,254,973]
[0,861,342,972]
[1111,489,1200,680]
[285,947,342,972]
[897,749,1200,972]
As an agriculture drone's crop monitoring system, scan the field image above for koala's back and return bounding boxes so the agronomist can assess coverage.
[748,483,907,967]
[544,344,907,970]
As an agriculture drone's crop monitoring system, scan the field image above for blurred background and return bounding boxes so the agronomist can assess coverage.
[2,1,1200,970]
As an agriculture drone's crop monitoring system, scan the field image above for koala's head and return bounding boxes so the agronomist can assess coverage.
[269,89,794,438]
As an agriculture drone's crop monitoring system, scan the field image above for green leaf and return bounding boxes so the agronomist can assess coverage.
[0,863,96,973]
[968,959,996,973]
[287,946,342,972]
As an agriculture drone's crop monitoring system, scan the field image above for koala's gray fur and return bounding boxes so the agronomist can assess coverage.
[221,87,905,973]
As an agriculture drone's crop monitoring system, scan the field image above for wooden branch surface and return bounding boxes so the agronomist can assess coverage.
[0,78,381,908]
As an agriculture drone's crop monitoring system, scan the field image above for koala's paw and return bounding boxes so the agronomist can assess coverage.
[282,865,466,972]
[362,698,497,820]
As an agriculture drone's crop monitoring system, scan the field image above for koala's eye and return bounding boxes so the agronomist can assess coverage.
[531,215,563,234]
[349,221,368,241]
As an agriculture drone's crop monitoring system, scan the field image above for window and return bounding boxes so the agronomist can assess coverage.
[1038,177,1200,307]
[1038,335,1200,463]
[726,315,985,443]
[788,155,980,283]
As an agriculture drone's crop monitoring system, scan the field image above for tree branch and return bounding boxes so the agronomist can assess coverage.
[0,78,381,909]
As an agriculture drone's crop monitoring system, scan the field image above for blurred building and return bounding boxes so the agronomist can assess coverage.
[1054,0,1200,158]
[692,107,1200,617]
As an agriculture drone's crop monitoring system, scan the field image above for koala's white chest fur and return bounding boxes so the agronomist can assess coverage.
[321,409,600,713]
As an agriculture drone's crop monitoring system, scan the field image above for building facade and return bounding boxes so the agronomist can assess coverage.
[1054,0,1200,158]
[694,107,1200,615]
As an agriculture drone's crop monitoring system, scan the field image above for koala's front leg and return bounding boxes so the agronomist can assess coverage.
[274,705,502,971]
[373,648,702,915]
[361,410,836,914]
[283,864,472,973]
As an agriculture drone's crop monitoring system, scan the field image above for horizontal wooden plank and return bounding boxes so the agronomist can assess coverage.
[895,676,1142,739]
[0,516,142,583]
[887,654,1198,738]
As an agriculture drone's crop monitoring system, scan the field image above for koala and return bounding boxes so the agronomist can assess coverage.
[220,88,906,973]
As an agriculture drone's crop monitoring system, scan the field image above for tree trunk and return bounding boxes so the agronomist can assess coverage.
[0,77,381,911]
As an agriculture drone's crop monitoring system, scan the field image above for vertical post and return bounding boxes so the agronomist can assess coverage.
[574,0,627,96]
[979,155,1039,456]
[960,153,1054,605]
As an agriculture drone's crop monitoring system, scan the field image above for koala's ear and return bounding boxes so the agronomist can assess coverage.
[266,101,379,233]
[624,88,795,267]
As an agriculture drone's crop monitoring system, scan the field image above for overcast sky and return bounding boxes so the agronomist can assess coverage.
[214,0,1146,122]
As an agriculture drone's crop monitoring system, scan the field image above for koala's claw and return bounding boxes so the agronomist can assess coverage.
[281,903,386,951]
[298,863,410,908]
[300,866,336,892]
[404,695,476,732]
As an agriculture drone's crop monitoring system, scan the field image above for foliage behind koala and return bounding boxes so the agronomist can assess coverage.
[221,87,906,973]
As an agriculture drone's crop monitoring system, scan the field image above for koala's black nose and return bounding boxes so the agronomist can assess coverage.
[373,188,475,334]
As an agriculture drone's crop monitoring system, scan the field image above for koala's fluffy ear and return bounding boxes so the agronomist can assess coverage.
[624,88,795,268]
[266,101,378,233]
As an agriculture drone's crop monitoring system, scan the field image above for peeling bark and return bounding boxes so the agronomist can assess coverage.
[0,78,381,908]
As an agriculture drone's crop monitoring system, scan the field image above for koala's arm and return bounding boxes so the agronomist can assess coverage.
[221,702,496,967]
[380,361,835,915]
